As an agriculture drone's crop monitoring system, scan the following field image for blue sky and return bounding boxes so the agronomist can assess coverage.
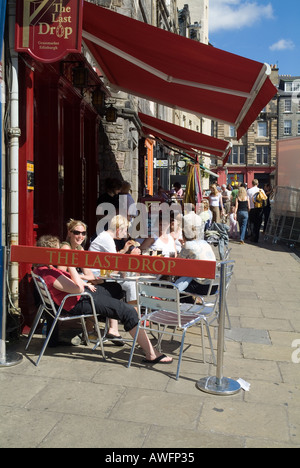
[209,0,299,77]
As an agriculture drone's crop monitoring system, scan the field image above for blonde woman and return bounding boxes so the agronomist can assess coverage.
[89,215,141,305]
[208,184,224,223]
[234,187,250,244]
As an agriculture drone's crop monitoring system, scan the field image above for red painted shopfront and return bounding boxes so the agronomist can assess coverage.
[213,166,276,188]
[18,55,101,326]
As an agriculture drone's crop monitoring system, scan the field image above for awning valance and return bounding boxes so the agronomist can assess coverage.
[139,112,232,165]
[82,3,277,140]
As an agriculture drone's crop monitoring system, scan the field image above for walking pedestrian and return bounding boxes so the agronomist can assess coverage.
[234,187,250,244]
[247,179,267,243]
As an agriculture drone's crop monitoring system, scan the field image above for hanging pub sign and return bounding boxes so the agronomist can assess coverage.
[15,0,83,63]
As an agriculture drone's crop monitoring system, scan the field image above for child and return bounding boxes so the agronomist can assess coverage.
[229,206,238,239]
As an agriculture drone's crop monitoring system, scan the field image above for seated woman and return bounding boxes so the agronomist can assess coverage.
[59,219,97,282]
[58,219,121,344]
[175,212,217,297]
[34,235,172,365]
[198,199,213,231]
[89,215,141,303]
[151,217,177,257]
[170,216,183,254]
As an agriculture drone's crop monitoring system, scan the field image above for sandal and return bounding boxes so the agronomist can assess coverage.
[104,333,125,347]
[142,354,173,365]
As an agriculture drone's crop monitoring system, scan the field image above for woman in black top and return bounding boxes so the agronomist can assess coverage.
[234,187,250,244]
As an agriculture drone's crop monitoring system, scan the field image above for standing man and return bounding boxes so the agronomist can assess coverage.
[247,179,266,243]
[221,184,231,218]
[230,182,239,207]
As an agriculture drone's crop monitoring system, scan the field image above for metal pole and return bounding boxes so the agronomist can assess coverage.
[197,261,240,395]
[0,247,5,361]
[0,247,22,367]
[0,2,22,367]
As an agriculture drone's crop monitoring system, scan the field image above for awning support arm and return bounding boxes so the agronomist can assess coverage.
[82,30,252,99]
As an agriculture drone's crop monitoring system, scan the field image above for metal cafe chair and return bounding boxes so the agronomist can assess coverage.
[127,279,219,380]
[26,272,106,366]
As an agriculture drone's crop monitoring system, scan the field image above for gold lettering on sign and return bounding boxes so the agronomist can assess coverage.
[166,260,176,274]
[84,253,94,268]
[22,0,73,47]
[92,256,103,269]
[46,249,56,265]
[71,252,79,266]
[151,259,166,273]
[128,257,140,271]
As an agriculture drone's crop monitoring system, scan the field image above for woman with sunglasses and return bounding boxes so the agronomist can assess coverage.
[59,219,123,343]
[59,219,95,282]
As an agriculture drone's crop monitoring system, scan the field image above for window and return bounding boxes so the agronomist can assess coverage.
[232,147,238,164]
[293,81,300,93]
[228,146,246,165]
[239,146,246,164]
[256,146,269,165]
[229,126,235,137]
[258,122,267,137]
[284,99,292,112]
[298,121,300,135]
[284,120,292,135]
[284,81,300,92]
[285,82,292,92]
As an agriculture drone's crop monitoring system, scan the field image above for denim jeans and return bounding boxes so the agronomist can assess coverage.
[237,210,249,242]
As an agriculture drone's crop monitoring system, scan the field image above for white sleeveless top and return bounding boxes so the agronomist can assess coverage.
[151,234,176,257]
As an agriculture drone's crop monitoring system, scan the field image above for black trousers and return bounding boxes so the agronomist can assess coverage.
[47,282,138,346]
[249,208,263,242]
[72,282,139,332]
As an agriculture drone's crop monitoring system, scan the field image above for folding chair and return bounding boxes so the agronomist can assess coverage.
[127,280,218,380]
[26,272,106,366]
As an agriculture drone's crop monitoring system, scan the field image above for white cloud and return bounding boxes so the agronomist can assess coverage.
[269,39,295,51]
[209,0,274,32]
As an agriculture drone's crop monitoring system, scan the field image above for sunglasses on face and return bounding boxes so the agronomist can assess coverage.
[72,230,86,236]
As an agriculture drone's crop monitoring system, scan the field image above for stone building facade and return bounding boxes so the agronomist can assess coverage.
[89,0,181,201]
[90,0,210,199]
[278,75,300,140]
[212,66,279,188]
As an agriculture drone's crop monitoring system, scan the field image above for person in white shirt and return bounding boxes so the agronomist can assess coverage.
[209,184,224,223]
[247,179,266,243]
[175,212,217,296]
[89,215,141,303]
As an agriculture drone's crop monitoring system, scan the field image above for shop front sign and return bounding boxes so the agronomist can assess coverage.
[11,245,216,279]
[15,0,83,63]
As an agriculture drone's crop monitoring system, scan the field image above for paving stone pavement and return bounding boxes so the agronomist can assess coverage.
[0,238,300,449]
